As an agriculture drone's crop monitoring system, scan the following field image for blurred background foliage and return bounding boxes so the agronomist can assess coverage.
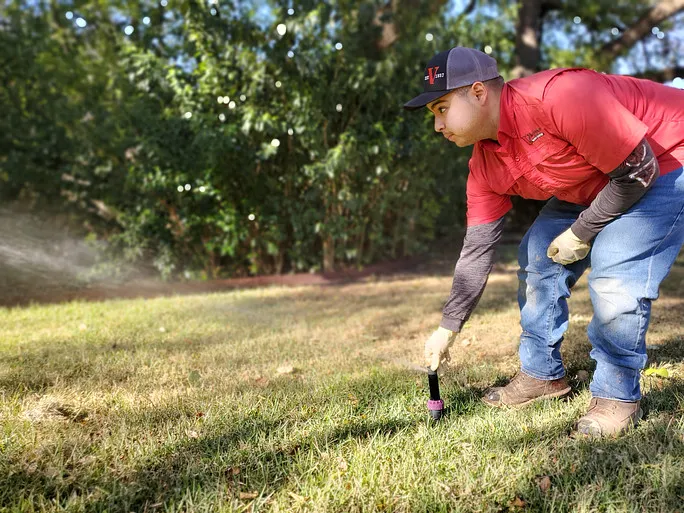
[1,0,683,280]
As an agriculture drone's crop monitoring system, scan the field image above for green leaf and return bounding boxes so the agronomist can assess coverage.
[644,367,669,378]
[189,370,202,384]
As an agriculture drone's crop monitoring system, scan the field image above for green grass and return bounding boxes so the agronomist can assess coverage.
[1,249,684,512]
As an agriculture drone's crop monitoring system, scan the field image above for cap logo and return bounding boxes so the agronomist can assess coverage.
[425,66,444,85]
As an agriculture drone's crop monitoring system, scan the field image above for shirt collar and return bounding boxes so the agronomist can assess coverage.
[497,83,518,138]
[478,83,517,153]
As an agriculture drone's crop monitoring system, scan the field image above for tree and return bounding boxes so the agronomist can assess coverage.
[1,0,682,280]
[510,0,684,78]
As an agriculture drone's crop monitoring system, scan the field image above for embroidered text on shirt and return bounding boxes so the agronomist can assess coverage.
[523,128,544,144]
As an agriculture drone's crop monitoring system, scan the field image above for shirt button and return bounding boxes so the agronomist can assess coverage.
[514,155,520,162]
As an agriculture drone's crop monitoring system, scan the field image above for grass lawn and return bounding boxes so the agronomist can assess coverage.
[1,247,683,512]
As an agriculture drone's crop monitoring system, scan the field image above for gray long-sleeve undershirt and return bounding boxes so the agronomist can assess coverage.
[441,138,660,332]
[571,138,659,242]
[440,217,504,332]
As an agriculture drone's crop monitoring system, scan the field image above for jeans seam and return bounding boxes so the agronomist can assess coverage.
[546,263,565,371]
[631,301,649,356]
[632,200,684,355]
[590,393,640,403]
[643,189,684,298]
[520,366,566,381]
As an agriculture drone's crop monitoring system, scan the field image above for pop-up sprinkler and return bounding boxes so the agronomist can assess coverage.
[427,368,444,421]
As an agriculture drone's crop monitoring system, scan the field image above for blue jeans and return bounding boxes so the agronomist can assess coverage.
[517,167,684,402]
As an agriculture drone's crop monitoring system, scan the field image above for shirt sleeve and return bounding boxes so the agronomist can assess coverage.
[441,217,505,332]
[466,166,512,227]
[543,69,649,173]
[570,138,660,242]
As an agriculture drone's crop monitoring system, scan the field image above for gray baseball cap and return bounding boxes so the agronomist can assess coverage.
[403,47,500,110]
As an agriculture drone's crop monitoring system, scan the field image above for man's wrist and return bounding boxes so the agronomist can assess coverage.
[439,316,463,334]
[569,221,594,244]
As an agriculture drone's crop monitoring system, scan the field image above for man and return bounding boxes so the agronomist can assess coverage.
[404,46,684,437]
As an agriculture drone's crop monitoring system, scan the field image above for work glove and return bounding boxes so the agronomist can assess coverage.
[547,227,591,265]
[424,326,456,371]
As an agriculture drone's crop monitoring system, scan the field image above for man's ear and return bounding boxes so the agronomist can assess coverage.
[470,82,487,103]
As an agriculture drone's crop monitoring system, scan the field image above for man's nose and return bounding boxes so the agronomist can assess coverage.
[434,116,444,133]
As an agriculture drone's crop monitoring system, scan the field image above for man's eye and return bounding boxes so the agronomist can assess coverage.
[438,107,447,114]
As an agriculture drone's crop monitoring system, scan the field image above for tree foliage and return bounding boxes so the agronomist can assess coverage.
[1,0,681,279]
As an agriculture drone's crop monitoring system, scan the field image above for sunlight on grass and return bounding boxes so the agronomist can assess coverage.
[1,258,683,512]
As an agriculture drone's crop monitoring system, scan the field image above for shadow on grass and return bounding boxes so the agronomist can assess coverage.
[0,273,522,400]
[421,380,684,512]
[4,372,684,511]
[386,378,684,512]
[199,273,520,322]
[509,392,684,511]
[1,253,681,510]
[0,368,486,511]
[0,330,239,397]
[647,334,684,366]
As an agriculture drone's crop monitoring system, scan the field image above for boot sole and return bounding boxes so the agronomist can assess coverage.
[482,386,572,408]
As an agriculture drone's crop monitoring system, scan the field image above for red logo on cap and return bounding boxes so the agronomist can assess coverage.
[426,66,440,85]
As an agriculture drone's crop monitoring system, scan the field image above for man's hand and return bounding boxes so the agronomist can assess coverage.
[547,227,591,265]
[424,327,456,371]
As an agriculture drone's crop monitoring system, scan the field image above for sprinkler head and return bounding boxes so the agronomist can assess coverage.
[427,368,444,421]
[427,398,444,420]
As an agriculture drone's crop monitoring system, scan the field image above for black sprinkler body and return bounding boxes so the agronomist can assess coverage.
[427,368,444,421]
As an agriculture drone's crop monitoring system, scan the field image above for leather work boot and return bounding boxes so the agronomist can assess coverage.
[482,371,571,407]
[575,397,643,438]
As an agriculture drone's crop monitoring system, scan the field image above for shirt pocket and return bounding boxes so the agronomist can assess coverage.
[533,143,608,198]
[524,135,570,167]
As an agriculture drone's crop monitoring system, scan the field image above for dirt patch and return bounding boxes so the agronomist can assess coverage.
[22,395,89,423]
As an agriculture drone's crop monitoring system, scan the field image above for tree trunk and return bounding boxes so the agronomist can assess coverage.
[374,0,449,50]
[512,0,544,79]
[355,221,367,269]
[275,245,285,275]
[323,235,335,273]
[375,0,399,50]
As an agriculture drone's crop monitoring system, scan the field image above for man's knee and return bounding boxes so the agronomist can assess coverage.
[589,276,643,325]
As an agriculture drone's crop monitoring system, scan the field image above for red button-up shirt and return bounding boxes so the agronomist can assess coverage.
[466,68,684,226]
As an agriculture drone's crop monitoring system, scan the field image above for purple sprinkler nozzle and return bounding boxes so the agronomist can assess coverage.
[427,368,444,421]
[427,399,444,420]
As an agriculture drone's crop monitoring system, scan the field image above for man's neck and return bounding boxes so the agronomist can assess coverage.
[488,90,502,142]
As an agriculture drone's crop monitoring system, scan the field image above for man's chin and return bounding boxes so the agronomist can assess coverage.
[446,134,474,147]
[450,138,470,148]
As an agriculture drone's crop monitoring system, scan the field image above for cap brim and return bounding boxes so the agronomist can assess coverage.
[403,90,451,110]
